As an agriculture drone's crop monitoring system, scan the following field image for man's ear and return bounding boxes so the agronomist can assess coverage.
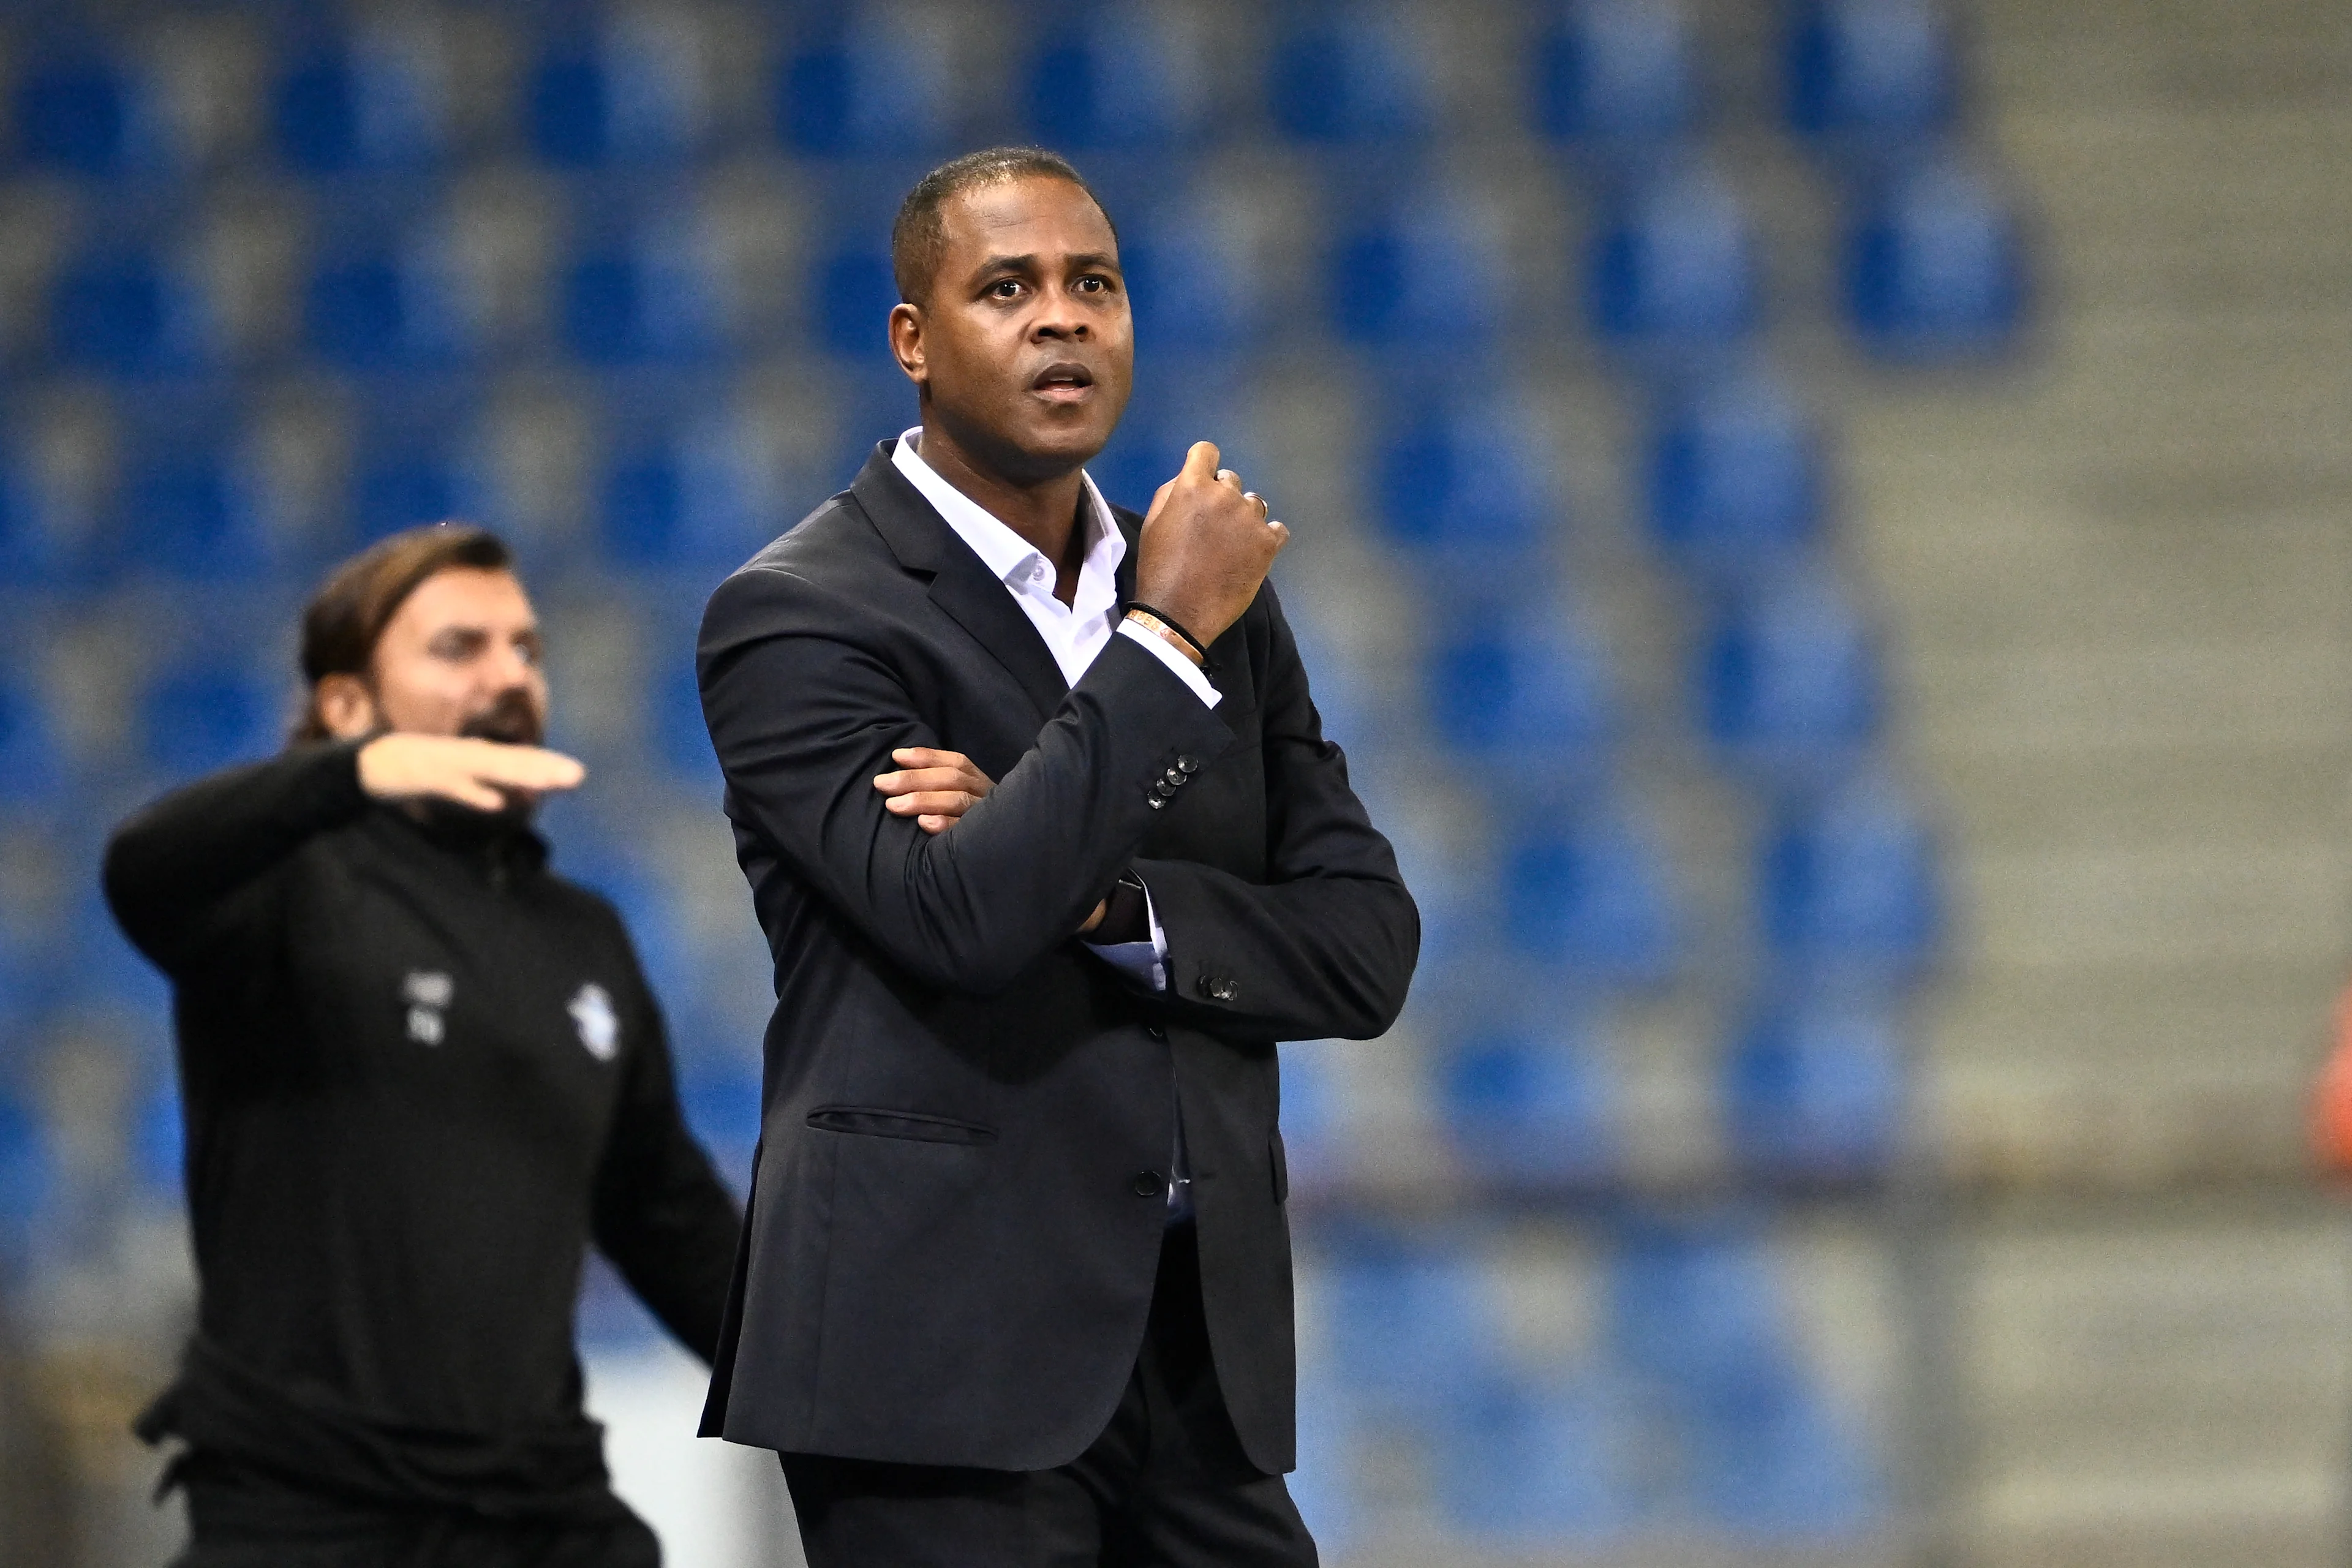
[314,674,380,742]
[888,301,925,385]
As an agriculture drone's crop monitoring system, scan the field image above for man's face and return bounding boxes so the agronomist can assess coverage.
[352,567,548,744]
[894,176,1133,482]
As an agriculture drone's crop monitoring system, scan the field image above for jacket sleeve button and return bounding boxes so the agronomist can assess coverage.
[1131,1171,1166,1197]
[1177,756,1199,774]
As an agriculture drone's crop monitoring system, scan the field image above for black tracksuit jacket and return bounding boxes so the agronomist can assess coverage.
[102,741,741,1464]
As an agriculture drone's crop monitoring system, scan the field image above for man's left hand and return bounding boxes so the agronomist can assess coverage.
[875,748,994,834]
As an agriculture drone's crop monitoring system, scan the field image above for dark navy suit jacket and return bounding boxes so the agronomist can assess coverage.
[695,445,1418,1473]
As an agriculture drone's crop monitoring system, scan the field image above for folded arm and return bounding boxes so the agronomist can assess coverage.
[697,568,1235,997]
[1136,588,1420,1041]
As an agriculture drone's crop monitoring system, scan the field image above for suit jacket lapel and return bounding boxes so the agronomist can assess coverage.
[850,445,1071,725]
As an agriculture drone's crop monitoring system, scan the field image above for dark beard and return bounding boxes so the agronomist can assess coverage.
[459,688,544,747]
[418,688,546,829]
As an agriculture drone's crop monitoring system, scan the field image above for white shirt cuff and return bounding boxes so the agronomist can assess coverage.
[1084,884,1170,992]
[1117,618,1221,709]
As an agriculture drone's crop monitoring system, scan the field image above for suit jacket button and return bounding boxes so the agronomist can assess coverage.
[1147,797,1166,810]
[1177,756,1199,774]
[1162,767,1185,786]
[1197,975,1236,1002]
[1132,1171,1165,1197]
[1153,779,1177,799]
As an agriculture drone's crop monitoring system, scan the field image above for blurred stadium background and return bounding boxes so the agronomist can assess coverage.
[0,1,2345,1565]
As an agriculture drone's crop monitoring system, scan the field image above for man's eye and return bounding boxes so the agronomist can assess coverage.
[989,279,1023,298]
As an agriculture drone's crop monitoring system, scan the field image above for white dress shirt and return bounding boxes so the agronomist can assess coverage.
[891,429,1218,995]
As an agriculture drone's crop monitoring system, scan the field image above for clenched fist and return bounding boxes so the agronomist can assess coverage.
[1132,441,1289,650]
[357,734,586,813]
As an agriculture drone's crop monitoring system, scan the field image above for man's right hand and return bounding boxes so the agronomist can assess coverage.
[1132,441,1290,648]
[356,734,586,812]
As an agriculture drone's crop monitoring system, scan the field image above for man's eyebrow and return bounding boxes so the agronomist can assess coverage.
[1065,251,1120,273]
[969,252,1041,281]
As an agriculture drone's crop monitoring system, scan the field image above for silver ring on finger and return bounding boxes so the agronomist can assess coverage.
[1243,490,1270,518]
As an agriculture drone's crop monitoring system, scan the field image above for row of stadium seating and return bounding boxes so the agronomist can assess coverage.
[0,567,1902,800]
[0,369,1874,587]
[4,156,2021,374]
[1291,1214,1884,1545]
[9,0,1963,173]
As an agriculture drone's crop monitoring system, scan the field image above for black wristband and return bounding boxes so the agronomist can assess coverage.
[1123,601,1213,669]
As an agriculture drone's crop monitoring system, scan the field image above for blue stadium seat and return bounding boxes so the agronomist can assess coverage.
[275,28,449,173]
[0,1095,53,1279]
[1608,1215,1787,1393]
[111,439,287,582]
[649,656,719,787]
[1322,1237,1488,1415]
[1438,1374,1634,1542]
[778,26,955,157]
[1331,197,1504,345]
[527,18,709,167]
[1024,9,1203,151]
[808,240,900,360]
[601,415,772,571]
[349,419,489,543]
[1120,216,1257,361]
[1845,157,2027,358]
[1724,996,1907,1178]
[677,1068,761,1194]
[1267,11,1430,143]
[0,450,80,589]
[1586,165,1757,350]
[1533,0,1698,147]
[1373,401,1557,564]
[14,49,175,176]
[1759,773,1942,979]
[132,1079,183,1195]
[561,226,728,365]
[0,674,64,804]
[1646,373,1825,573]
[1438,1016,1619,1185]
[1697,571,1880,775]
[306,237,478,370]
[139,653,281,779]
[1785,0,1956,146]
[49,241,217,375]
[1287,1371,1360,1553]
[1684,1363,1882,1539]
[1425,609,1613,766]
[1501,807,1681,984]
[1275,1041,1346,1193]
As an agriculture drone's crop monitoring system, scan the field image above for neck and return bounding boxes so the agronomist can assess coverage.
[913,423,1091,590]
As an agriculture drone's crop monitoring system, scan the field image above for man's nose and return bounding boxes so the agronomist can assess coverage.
[1031,285,1090,339]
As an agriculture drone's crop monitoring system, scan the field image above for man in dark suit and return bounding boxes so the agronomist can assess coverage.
[695,146,1419,1567]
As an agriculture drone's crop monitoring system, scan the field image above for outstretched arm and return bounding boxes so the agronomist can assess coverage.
[102,737,583,977]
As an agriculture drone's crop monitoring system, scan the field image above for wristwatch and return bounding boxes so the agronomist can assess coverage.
[1094,869,1152,946]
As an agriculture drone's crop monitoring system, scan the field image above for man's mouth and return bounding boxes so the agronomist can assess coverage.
[1029,362,1096,403]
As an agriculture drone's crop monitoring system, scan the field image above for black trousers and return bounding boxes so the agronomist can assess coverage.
[782,1223,1319,1568]
[171,1468,661,1568]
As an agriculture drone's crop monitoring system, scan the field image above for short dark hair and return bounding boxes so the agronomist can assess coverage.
[290,522,513,744]
[891,146,1116,306]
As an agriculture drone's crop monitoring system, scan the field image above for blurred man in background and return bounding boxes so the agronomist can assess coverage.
[102,524,742,1568]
